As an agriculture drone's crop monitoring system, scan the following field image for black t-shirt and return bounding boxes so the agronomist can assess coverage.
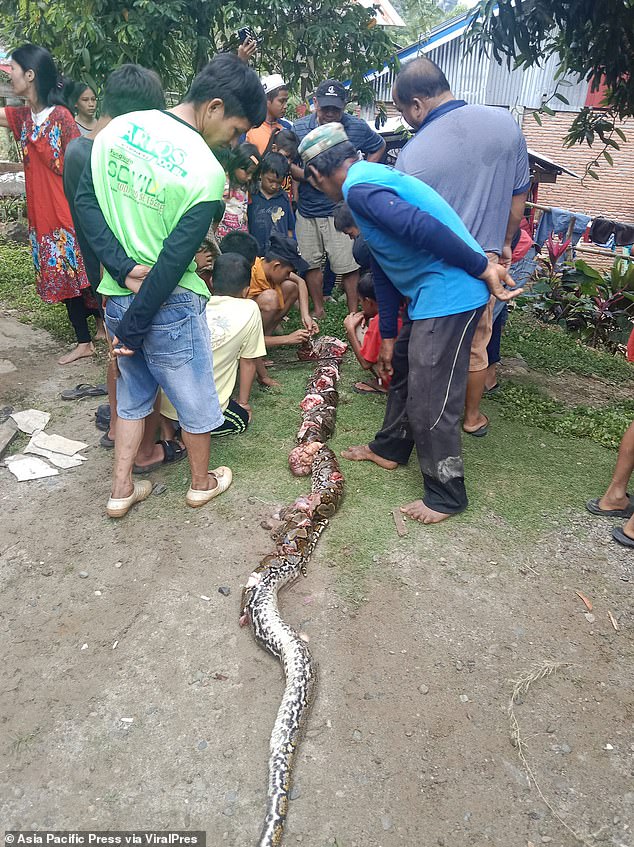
[63,136,101,294]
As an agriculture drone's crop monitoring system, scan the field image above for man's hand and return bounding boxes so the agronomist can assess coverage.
[302,315,319,334]
[377,337,395,382]
[343,311,364,333]
[111,335,135,357]
[237,38,257,63]
[125,263,152,294]
[287,328,311,345]
[194,248,215,272]
[479,261,523,302]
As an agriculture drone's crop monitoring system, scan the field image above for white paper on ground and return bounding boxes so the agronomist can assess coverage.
[30,431,88,456]
[10,409,51,434]
[25,443,87,468]
[5,454,59,480]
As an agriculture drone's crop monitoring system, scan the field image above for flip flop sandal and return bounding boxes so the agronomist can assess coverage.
[61,383,108,400]
[612,525,634,548]
[352,382,386,395]
[586,495,634,518]
[100,433,115,449]
[106,480,152,519]
[465,418,489,437]
[132,439,187,475]
[485,383,501,395]
[186,466,233,508]
[96,406,112,432]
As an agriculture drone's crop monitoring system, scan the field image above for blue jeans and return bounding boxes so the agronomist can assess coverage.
[105,288,223,434]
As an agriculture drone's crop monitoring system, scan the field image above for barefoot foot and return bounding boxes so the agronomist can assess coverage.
[58,342,95,365]
[340,444,398,470]
[258,375,282,388]
[94,317,107,341]
[400,500,454,524]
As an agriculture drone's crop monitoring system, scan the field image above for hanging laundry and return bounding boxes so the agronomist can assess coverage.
[589,217,634,247]
[535,207,591,248]
[590,217,617,244]
[615,222,634,247]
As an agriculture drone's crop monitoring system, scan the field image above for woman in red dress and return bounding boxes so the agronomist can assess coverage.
[0,44,101,364]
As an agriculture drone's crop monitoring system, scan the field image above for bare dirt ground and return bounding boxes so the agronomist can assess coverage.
[1,312,633,847]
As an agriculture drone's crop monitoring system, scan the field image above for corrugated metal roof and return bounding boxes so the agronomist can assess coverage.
[368,9,589,112]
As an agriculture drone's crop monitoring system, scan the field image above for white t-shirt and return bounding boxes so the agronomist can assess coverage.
[161,295,265,420]
[206,295,266,409]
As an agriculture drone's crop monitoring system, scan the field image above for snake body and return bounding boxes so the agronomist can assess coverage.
[240,337,346,846]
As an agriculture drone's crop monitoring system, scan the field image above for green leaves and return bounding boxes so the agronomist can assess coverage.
[1,0,398,101]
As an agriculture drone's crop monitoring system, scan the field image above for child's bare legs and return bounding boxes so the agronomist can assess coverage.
[256,357,280,387]
[598,421,634,512]
[254,292,283,386]
[254,283,300,387]
[256,289,283,334]
[341,269,359,313]
[279,279,299,319]
[160,416,178,441]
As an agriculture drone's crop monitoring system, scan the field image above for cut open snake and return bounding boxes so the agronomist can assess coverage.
[240,336,347,846]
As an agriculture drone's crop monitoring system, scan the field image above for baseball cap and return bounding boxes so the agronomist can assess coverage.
[315,79,346,110]
[266,233,309,275]
[298,122,349,164]
[261,74,287,94]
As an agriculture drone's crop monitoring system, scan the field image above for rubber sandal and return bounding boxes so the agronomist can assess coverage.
[485,383,501,395]
[100,433,115,449]
[352,381,386,395]
[612,525,634,548]
[185,466,233,508]
[96,405,111,432]
[586,495,634,518]
[61,383,108,400]
[106,480,152,518]
[464,417,489,437]
[133,439,187,474]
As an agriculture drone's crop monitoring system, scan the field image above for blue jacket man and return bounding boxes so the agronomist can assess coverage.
[299,122,522,524]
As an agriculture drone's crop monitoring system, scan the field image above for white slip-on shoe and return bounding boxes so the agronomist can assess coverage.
[185,467,233,508]
[106,480,153,518]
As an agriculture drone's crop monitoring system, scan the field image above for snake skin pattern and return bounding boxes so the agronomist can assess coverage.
[240,336,347,846]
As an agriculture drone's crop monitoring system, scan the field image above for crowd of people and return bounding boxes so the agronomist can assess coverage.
[0,41,631,547]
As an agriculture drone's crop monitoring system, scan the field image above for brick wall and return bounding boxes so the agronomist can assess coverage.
[521,110,634,224]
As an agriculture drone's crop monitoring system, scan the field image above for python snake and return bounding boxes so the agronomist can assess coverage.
[240,336,347,846]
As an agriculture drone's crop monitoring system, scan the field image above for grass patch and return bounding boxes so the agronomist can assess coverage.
[503,309,634,382]
[0,241,76,343]
[490,381,634,449]
[143,341,619,601]
[0,246,624,598]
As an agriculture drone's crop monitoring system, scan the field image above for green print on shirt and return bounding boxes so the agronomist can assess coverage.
[107,158,166,209]
[121,120,187,178]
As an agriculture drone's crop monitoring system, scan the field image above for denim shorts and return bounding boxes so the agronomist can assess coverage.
[105,288,223,434]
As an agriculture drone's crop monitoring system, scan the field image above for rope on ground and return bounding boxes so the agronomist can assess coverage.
[508,660,593,847]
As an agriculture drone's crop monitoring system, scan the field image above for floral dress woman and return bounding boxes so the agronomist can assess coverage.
[5,105,95,315]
